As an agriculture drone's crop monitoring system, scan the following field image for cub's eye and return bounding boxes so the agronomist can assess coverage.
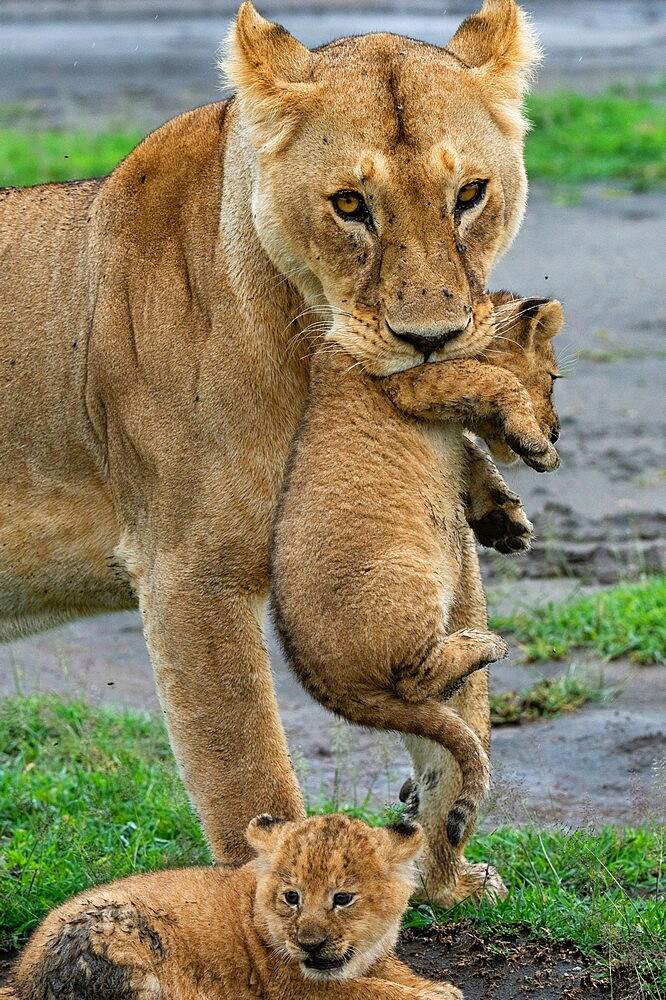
[284,891,300,907]
[550,372,562,381]
[332,892,355,908]
[456,181,487,212]
[332,191,369,222]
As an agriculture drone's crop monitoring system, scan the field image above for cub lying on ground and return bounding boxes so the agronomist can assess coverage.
[271,293,563,855]
[4,815,461,1000]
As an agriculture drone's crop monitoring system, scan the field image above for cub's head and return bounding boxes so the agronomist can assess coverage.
[223,1,541,374]
[247,813,423,982]
[482,291,564,464]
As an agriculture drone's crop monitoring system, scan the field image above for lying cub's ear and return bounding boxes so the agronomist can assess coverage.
[246,814,293,856]
[378,819,425,866]
[446,0,541,134]
[222,2,316,152]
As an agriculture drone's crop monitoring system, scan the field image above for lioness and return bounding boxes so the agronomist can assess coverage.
[4,815,462,1000]
[0,0,541,902]
[271,294,562,889]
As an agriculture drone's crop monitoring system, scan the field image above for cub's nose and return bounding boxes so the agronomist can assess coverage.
[298,934,329,953]
[388,323,469,357]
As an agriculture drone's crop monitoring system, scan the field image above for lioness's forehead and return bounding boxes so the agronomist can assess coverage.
[309,32,491,150]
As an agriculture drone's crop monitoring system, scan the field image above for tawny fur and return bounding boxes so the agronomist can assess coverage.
[3,816,462,1000]
[0,0,540,902]
[271,295,562,878]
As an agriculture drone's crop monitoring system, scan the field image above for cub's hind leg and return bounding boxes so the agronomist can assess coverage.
[392,628,507,704]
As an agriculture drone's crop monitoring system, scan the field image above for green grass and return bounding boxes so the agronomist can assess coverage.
[0,84,664,191]
[1,696,664,995]
[524,83,666,191]
[0,129,143,188]
[491,575,666,665]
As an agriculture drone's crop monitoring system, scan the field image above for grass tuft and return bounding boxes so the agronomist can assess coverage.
[490,575,666,665]
[489,667,609,725]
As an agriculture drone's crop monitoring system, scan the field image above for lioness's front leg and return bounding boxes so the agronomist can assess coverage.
[462,437,533,554]
[122,538,305,863]
[383,360,559,472]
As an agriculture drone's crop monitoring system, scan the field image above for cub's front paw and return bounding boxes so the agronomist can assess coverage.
[503,427,560,473]
[469,488,533,554]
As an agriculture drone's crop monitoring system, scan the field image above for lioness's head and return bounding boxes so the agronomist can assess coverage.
[223,0,540,374]
[247,813,423,981]
[483,291,564,464]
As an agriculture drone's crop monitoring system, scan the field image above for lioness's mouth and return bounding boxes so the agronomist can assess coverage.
[303,949,353,971]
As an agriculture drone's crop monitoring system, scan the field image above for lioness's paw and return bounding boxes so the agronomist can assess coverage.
[469,489,533,554]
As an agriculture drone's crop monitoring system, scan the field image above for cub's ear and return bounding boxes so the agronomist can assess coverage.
[528,299,564,343]
[446,0,541,132]
[379,819,425,865]
[221,2,316,152]
[246,814,293,856]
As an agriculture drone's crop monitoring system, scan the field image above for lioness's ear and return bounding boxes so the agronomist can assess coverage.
[222,2,316,152]
[446,0,541,133]
[379,820,425,865]
[246,814,293,856]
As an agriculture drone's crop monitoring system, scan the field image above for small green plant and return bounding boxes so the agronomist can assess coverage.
[489,667,609,725]
[491,575,666,664]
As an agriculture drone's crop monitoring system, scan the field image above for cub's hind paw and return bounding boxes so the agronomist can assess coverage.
[455,629,508,667]
[469,489,533,554]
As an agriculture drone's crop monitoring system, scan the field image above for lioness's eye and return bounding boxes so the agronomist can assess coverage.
[332,191,369,222]
[456,181,487,211]
[332,892,355,907]
[284,890,300,907]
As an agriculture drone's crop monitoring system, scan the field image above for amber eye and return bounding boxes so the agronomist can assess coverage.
[332,191,369,221]
[456,181,487,211]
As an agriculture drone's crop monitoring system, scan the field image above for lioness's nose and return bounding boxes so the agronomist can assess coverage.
[387,321,470,356]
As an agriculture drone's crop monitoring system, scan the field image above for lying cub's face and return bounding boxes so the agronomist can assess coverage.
[247,814,423,982]
[482,291,564,463]
[225,1,541,374]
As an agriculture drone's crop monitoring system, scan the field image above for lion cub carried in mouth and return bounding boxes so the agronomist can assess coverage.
[5,815,461,1000]
[271,293,563,848]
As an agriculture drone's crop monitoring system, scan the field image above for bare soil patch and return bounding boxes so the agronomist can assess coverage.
[398,925,628,1000]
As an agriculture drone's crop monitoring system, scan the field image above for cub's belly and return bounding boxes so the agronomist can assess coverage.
[0,480,134,642]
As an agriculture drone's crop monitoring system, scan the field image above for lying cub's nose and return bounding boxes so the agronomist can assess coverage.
[387,323,469,356]
[298,934,329,953]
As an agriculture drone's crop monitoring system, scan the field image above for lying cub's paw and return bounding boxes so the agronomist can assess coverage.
[469,489,533,554]
[416,986,464,1000]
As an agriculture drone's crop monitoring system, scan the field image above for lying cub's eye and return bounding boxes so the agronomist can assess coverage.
[456,181,487,212]
[332,191,369,222]
[332,892,356,908]
[284,891,300,907]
